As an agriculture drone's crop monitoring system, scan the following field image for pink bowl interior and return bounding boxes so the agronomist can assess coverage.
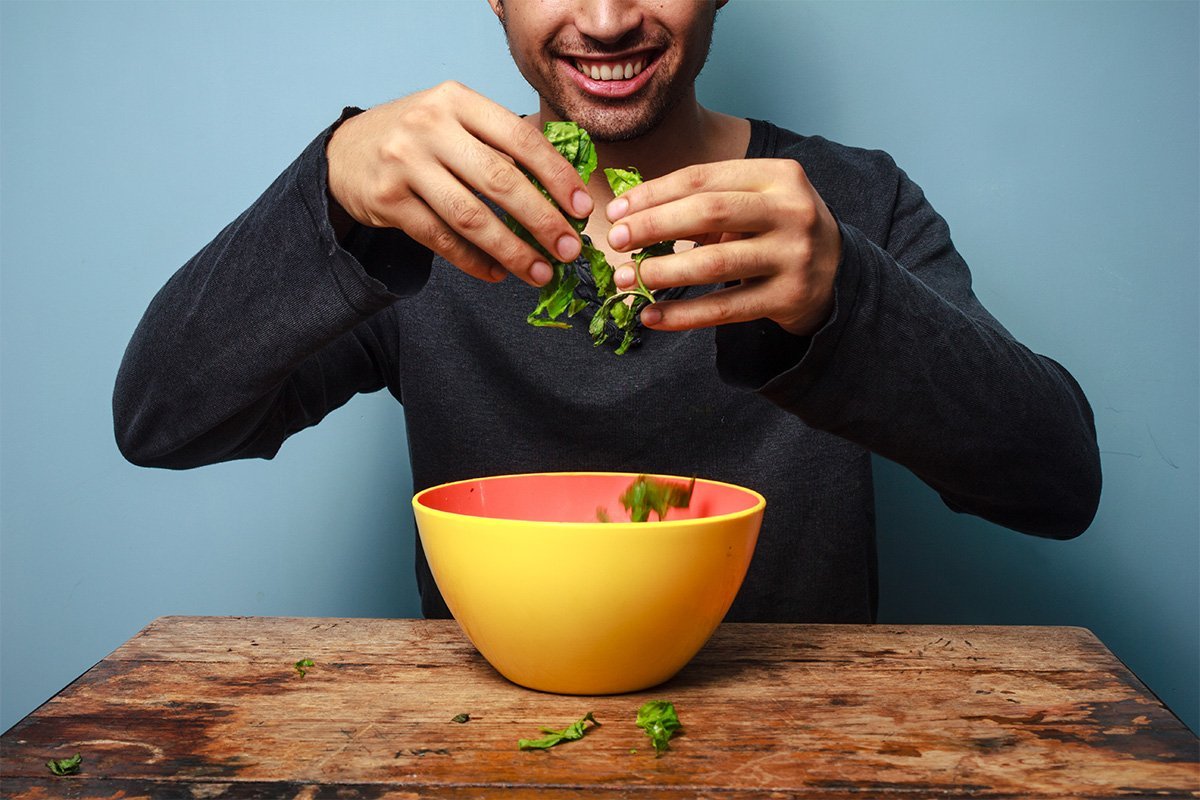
[417,473,758,523]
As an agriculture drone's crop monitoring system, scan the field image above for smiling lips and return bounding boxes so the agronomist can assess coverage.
[564,52,659,99]
[574,57,647,81]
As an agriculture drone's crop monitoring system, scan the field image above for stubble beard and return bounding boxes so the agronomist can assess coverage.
[502,16,715,143]
[541,79,686,143]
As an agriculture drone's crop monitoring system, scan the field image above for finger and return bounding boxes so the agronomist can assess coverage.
[426,186,551,286]
[613,237,746,289]
[607,160,781,221]
[640,282,772,331]
[446,85,590,226]
[631,239,773,291]
[388,193,509,283]
[435,131,584,264]
[456,90,594,218]
[609,191,774,253]
[405,169,553,285]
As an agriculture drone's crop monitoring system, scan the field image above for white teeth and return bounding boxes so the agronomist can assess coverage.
[577,58,646,81]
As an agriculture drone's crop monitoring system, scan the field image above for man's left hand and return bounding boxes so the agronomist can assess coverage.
[606,159,841,336]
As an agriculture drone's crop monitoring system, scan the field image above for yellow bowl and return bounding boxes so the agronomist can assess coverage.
[412,472,764,694]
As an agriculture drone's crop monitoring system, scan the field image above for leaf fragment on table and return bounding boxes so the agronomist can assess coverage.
[294,657,315,677]
[46,753,82,776]
[636,700,682,756]
[451,713,470,724]
[518,711,600,750]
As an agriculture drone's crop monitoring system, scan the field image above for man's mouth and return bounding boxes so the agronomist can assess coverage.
[573,57,646,81]
[561,50,660,98]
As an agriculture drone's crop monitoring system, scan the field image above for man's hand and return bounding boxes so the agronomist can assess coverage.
[326,81,593,286]
[605,160,841,336]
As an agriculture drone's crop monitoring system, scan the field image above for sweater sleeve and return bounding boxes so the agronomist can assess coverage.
[113,113,433,469]
[717,158,1101,540]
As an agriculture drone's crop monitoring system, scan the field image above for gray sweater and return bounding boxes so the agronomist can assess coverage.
[113,113,1101,623]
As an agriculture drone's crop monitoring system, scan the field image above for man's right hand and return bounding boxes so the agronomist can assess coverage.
[325,81,593,286]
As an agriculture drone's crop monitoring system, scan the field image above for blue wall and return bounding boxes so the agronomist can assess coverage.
[2,1,1196,735]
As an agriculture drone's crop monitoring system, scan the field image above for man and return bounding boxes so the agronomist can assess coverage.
[114,1,1101,623]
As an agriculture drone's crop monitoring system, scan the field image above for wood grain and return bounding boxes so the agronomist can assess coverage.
[2,617,1196,798]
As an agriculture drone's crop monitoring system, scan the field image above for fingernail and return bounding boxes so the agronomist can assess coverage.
[490,266,507,282]
[530,261,553,285]
[614,266,635,287]
[609,224,630,249]
[571,189,593,218]
[641,306,663,326]
[556,234,580,262]
[607,197,629,220]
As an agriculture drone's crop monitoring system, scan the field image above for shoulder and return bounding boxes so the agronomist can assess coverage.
[750,120,905,231]
[756,120,899,182]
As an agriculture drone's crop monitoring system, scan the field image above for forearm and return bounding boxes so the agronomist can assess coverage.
[795,224,1098,537]
[113,119,426,469]
[718,218,1100,539]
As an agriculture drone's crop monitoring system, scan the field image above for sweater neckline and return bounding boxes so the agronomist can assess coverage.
[745,118,777,160]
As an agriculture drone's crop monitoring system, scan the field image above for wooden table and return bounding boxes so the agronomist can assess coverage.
[1,617,1196,798]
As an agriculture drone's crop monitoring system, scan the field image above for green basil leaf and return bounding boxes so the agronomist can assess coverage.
[583,242,614,296]
[615,328,637,355]
[588,304,611,342]
[47,754,82,776]
[610,300,633,328]
[619,476,695,522]
[504,122,673,353]
[636,700,682,756]
[635,240,676,264]
[518,711,600,750]
[604,166,643,196]
[528,262,581,326]
[544,121,597,184]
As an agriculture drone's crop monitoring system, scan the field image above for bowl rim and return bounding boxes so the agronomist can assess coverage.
[412,470,766,527]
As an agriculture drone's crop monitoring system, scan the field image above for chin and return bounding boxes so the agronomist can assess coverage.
[571,113,658,142]
[546,94,677,142]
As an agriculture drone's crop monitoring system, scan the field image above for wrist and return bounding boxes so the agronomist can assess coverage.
[323,106,367,243]
[326,192,358,243]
